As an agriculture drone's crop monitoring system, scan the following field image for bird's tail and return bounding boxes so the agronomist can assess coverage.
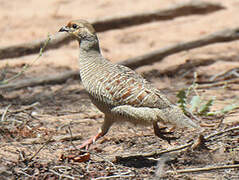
[157,105,200,129]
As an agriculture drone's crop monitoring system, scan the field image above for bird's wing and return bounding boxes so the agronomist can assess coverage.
[98,64,172,109]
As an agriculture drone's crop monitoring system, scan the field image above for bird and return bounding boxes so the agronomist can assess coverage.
[59,19,200,149]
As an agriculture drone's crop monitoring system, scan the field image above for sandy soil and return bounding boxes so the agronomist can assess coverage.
[0,0,239,179]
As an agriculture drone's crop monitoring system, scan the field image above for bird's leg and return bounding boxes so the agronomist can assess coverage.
[153,122,178,144]
[78,131,102,150]
[78,117,113,150]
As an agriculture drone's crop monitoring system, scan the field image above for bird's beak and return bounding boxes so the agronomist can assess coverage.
[59,26,70,32]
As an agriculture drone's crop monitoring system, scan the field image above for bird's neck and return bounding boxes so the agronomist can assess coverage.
[79,36,101,53]
[78,37,110,85]
[78,37,108,69]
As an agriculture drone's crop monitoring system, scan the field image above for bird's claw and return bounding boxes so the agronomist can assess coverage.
[78,139,94,150]
[77,132,103,150]
[154,125,178,144]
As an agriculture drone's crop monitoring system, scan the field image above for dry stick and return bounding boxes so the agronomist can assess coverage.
[122,27,239,69]
[0,35,51,84]
[0,33,72,60]
[93,1,224,32]
[143,58,216,78]
[1,27,239,91]
[204,125,239,140]
[166,164,239,174]
[17,170,32,178]
[1,133,82,146]
[209,67,239,81]
[49,169,75,180]
[28,136,52,162]
[8,102,39,114]
[116,125,239,159]
[93,173,135,180]
[116,142,193,159]
[68,125,79,150]
[19,133,82,145]
[0,104,11,121]
[197,77,239,89]
[0,102,39,115]
[0,1,224,60]
[0,70,78,91]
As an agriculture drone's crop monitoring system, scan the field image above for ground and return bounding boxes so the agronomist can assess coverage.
[0,0,239,179]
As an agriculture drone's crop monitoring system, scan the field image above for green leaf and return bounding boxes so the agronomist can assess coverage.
[198,99,214,115]
[176,89,187,114]
[189,96,201,112]
[221,104,239,114]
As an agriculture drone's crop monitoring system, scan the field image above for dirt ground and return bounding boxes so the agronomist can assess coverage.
[0,0,239,179]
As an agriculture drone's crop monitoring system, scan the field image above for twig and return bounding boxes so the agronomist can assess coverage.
[0,133,82,145]
[0,1,223,60]
[0,102,39,116]
[1,104,11,121]
[28,136,52,161]
[166,164,239,174]
[197,77,239,89]
[204,125,239,140]
[93,170,134,180]
[116,142,193,160]
[155,155,169,177]
[93,174,135,180]
[91,152,116,168]
[209,67,239,81]
[10,102,40,114]
[0,33,71,60]
[49,169,75,180]
[17,170,32,177]
[0,35,51,84]
[68,125,78,150]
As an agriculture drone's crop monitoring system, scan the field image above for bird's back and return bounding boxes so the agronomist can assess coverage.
[80,55,172,113]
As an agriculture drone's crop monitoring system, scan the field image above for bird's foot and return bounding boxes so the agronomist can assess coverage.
[78,132,102,150]
[153,125,178,144]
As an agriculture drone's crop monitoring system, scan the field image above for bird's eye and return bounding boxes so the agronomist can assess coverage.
[72,24,78,29]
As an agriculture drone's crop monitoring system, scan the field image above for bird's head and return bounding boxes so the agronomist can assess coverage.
[59,19,96,41]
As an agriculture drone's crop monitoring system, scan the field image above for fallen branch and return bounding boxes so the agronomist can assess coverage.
[115,142,193,161]
[0,71,79,91]
[166,164,239,174]
[160,58,216,77]
[2,26,239,91]
[121,27,239,69]
[93,1,224,32]
[0,33,72,60]
[142,58,216,78]
[0,1,224,60]
[115,125,239,159]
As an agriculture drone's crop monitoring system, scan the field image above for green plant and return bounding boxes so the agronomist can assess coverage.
[177,72,239,117]
[0,34,51,85]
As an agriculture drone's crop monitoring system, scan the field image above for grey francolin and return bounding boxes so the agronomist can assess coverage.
[59,19,200,149]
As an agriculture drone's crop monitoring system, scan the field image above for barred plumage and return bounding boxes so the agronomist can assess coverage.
[59,19,201,149]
